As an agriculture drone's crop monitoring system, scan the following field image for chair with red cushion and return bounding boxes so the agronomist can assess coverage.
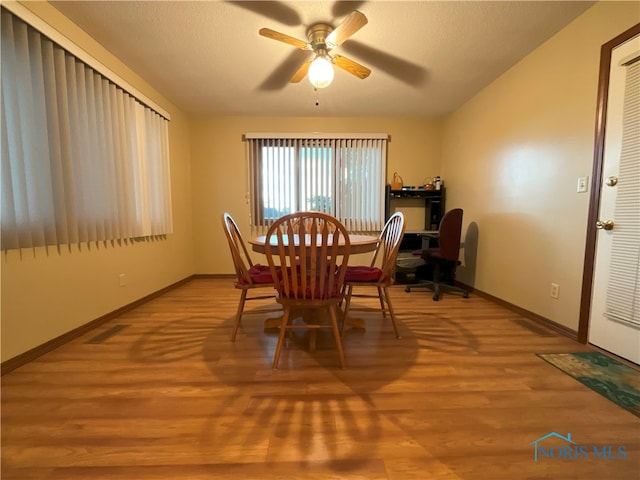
[341,212,405,338]
[221,213,280,341]
[405,208,469,301]
[264,211,350,368]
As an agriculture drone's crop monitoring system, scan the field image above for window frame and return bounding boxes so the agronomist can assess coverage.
[245,133,388,234]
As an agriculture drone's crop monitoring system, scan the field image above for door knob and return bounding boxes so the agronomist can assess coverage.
[606,176,618,187]
[596,220,614,230]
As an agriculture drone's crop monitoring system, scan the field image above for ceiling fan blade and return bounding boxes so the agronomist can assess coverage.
[259,28,310,50]
[326,10,368,48]
[333,54,371,79]
[332,1,368,19]
[290,60,312,83]
[258,50,312,91]
[229,1,302,27]
[341,41,427,86]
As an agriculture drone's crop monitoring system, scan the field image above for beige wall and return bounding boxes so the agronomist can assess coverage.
[441,1,639,330]
[0,2,195,361]
[189,116,442,273]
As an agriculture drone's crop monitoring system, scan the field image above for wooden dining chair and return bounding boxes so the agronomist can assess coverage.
[341,212,406,338]
[221,213,280,341]
[264,211,350,369]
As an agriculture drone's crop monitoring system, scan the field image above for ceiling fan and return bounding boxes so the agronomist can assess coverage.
[258,10,371,89]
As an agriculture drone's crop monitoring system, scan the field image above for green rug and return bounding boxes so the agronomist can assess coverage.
[537,351,640,418]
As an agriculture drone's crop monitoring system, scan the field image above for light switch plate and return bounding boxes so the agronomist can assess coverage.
[577,176,589,193]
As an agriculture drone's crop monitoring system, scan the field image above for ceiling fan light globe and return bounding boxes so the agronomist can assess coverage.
[308,56,334,89]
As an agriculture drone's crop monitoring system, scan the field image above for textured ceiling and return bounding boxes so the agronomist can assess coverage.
[50,1,595,117]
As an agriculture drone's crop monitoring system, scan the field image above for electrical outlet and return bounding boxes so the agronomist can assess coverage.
[550,283,560,299]
[119,273,127,287]
[577,176,589,193]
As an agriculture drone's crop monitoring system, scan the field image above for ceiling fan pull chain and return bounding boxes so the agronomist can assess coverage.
[315,88,320,107]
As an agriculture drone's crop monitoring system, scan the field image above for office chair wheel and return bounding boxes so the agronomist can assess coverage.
[405,287,411,293]
[432,294,440,301]
[463,291,469,298]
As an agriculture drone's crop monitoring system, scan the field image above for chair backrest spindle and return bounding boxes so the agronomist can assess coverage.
[222,213,256,285]
[265,212,350,303]
[371,212,406,283]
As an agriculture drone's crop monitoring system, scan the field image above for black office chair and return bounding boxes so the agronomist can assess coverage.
[405,208,469,301]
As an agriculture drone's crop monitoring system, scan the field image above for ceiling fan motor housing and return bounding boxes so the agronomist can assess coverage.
[307,24,334,54]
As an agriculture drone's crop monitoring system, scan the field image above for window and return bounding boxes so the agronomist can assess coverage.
[0,7,172,251]
[246,133,388,234]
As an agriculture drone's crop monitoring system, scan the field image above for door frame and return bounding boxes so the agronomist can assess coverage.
[578,23,640,343]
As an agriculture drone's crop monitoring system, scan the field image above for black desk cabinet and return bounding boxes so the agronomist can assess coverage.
[384,185,445,231]
[385,185,445,283]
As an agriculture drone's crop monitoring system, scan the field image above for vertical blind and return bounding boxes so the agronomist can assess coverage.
[605,58,640,327]
[1,8,173,251]
[245,134,387,234]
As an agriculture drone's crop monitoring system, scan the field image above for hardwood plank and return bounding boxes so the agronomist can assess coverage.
[2,278,639,479]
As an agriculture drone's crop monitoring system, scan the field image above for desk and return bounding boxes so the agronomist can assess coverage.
[249,233,379,342]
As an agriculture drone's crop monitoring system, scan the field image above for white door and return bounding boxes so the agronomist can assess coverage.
[589,33,640,364]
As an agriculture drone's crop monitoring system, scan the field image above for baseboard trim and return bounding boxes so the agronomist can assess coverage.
[191,273,234,279]
[1,276,193,376]
[460,284,579,342]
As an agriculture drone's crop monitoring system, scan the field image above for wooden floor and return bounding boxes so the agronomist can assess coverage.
[2,278,639,479]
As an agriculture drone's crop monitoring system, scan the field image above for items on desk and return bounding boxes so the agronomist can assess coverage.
[390,171,404,190]
[418,176,443,191]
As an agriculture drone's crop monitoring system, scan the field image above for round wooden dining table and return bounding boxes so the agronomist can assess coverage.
[248,233,380,256]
